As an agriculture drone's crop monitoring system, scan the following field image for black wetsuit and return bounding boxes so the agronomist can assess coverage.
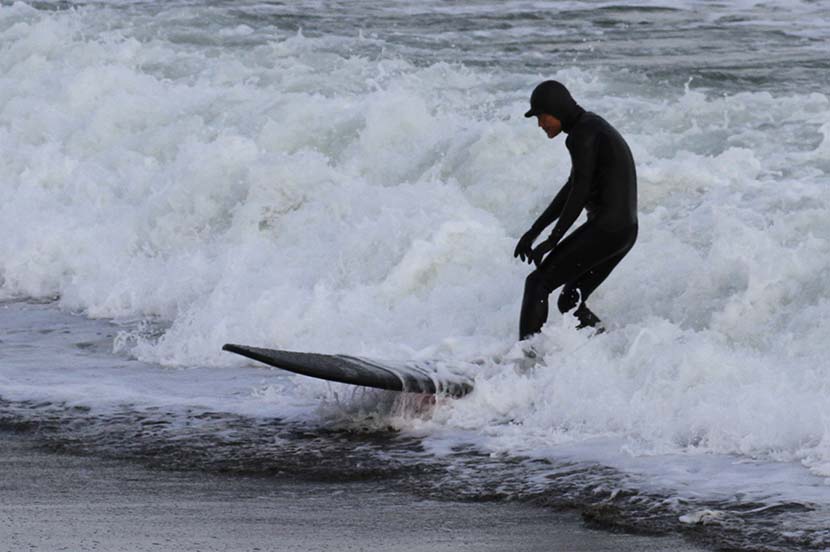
[519,104,638,339]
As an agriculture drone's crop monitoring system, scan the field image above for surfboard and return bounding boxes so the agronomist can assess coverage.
[222,344,475,397]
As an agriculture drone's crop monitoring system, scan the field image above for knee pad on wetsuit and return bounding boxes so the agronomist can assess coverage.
[557,286,580,313]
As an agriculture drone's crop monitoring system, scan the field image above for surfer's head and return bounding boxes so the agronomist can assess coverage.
[525,80,584,137]
[534,113,562,139]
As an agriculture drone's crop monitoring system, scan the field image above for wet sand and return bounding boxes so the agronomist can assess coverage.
[0,432,708,552]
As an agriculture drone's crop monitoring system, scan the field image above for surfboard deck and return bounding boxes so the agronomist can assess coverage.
[223,344,474,397]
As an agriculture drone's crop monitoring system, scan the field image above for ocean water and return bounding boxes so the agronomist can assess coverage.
[2,0,830,549]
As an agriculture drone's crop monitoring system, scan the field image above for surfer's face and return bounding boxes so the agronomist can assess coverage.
[536,113,562,139]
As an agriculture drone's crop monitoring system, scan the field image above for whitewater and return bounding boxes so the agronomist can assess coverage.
[2,1,830,549]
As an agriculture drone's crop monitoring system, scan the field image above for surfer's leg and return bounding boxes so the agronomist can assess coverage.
[573,225,637,303]
[556,284,603,329]
[519,277,549,341]
[556,225,638,329]
[519,225,595,340]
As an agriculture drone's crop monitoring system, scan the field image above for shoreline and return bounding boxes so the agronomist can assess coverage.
[0,430,710,552]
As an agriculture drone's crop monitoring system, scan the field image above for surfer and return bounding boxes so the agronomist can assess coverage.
[514,81,638,339]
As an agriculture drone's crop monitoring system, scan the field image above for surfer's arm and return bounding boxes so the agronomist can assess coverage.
[529,177,572,235]
[515,178,574,262]
[545,132,598,246]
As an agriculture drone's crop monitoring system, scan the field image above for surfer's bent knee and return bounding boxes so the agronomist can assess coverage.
[557,287,580,314]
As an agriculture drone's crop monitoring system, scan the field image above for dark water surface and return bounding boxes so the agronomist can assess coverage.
[0,430,711,552]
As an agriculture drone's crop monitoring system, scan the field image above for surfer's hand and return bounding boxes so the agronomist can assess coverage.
[530,238,556,267]
[513,230,537,264]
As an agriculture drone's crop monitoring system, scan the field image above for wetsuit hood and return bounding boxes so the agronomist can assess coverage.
[524,80,585,133]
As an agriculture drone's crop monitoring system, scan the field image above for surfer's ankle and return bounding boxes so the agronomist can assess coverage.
[574,304,602,329]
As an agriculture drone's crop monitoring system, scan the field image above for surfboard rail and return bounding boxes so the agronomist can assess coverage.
[223,344,474,397]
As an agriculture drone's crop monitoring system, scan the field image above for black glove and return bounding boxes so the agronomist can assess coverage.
[530,238,556,267]
[513,230,538,264]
